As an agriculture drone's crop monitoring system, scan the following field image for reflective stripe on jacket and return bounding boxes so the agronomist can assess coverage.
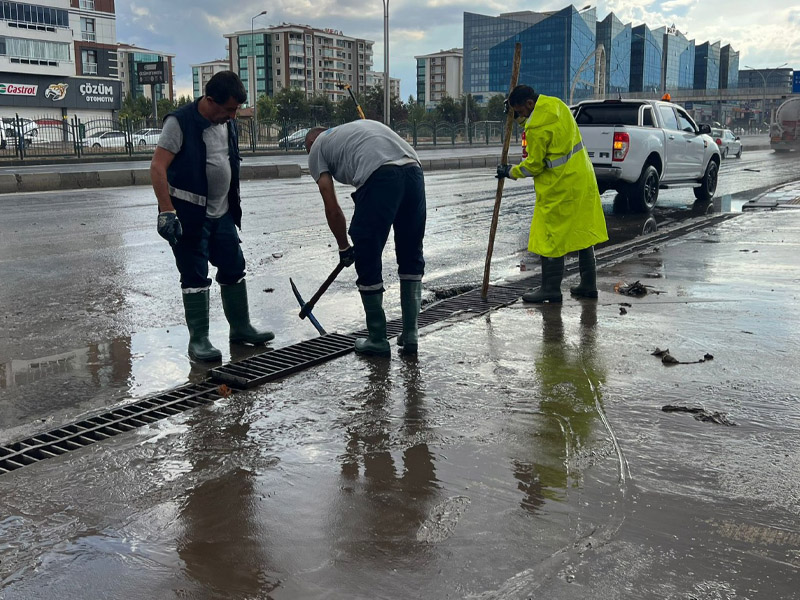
[510,94,608,257]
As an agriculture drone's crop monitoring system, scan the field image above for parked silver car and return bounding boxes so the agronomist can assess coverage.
[134,128,162,146]
[711,128,742,159]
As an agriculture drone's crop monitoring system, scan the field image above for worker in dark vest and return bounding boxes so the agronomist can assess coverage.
[150,71,273,362]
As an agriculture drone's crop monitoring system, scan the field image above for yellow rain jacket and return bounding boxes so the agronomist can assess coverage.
[510,94,608,257]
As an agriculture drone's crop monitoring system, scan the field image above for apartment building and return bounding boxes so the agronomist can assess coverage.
[224,23,374,105]
[116,43,174,102]
[191,58,228,99]
[0,0,120,118]
[366,70,400,99]
[414,48,463,110]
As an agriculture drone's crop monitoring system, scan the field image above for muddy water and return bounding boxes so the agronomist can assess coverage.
[2,212,799,598]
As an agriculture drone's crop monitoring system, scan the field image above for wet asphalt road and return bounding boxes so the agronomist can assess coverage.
[1,150,799,598]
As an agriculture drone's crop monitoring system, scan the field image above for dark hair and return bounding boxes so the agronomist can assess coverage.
[205,71,247,105]
[508,84,538,106]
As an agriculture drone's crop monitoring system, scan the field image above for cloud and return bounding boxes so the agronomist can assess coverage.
[117,0,800,101]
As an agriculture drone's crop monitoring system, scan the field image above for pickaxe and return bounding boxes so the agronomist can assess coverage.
[289,262,345,335]
[335,82,366,120]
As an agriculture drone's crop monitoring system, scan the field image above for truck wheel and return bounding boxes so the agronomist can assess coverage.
[693,159,719,202]
[630,165,660,212]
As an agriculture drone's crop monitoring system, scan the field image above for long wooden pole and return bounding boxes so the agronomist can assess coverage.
[481,43,522,301]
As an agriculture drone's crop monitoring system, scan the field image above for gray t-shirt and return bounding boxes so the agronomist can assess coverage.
[307,120,419,189]
[158,116,231,218]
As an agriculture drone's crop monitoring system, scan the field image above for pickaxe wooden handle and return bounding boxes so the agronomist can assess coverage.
[299,262,346,319]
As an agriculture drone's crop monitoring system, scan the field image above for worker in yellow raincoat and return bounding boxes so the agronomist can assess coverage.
[497,85,608,303]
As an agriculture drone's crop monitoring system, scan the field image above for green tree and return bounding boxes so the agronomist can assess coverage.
[176,94,193,107]
[256,93,277,123]
[486,94,507,122]
[274,86,310,122]
[309,93,335,124]
[334,93,363,123]
[407,94,427,123]
[461,94,480,124]
[119,93,153,120]
[157,97,177,118]
[434,94,462,123]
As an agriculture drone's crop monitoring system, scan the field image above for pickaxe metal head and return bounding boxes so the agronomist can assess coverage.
[290,277,327,336]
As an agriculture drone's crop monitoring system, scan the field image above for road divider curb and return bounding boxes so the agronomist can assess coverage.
[4,152,542,194]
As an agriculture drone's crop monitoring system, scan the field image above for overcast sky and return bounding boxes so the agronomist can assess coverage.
[117,0,800,101]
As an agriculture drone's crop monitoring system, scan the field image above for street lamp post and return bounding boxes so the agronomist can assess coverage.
[382,0,390,125]
[250,10,268,135]
[745,63,788,129]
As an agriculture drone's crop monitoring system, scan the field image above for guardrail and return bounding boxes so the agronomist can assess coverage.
[0,115,525,162]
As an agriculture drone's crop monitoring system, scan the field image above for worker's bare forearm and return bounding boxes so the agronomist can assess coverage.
[324,205,349,249]
[150,165,174,212]
[317,174,351,249]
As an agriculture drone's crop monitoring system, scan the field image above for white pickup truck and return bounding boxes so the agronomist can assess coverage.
[572,99,721,211]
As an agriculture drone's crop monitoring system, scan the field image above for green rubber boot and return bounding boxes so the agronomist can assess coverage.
[220,280,275,345]
[397,280,422,355]
[355,292,391,357]
[570,247,598,299]
[182,290,222,362]
[522,256,564,303]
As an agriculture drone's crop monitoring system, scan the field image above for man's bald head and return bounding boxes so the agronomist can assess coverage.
[304,127,328,153]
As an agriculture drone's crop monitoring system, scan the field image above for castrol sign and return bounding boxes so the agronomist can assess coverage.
[0,83,38,96]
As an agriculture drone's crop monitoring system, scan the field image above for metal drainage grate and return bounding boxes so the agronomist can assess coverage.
[0,381,226,476]
[1,214,737,476]
[217,285,529,391]
[210,332,357,390]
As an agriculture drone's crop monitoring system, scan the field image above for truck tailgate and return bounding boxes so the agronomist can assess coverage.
[580,126,616,166]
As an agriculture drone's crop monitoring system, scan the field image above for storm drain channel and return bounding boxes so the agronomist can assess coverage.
[0,213,736,476]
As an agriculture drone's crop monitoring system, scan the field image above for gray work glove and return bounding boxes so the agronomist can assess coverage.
[496,164,514,180]
[157,211,182,247]
[338,245,355,267]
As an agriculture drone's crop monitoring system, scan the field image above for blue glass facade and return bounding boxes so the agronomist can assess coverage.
[486,6,597,102]
[463,11,531,102]
[659,29,694,91]
[719,44,739,89]
[694,41,720,90]
[630,24,662,93]
[460,5,738,103]
[596,13,630,96]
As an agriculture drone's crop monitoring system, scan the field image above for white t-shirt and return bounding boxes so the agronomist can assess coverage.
[307,120,419,190]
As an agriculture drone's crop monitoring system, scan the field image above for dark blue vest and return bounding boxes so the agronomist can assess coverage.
[165,99,242,236]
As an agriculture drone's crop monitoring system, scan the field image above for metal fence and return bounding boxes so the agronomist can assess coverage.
[0,114,519,162]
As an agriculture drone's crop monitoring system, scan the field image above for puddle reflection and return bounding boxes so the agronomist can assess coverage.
[336,357,439,558]
[513,302,605,513]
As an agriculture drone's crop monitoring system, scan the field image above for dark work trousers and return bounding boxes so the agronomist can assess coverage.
[349,163,426,295]
[172,211,246,290]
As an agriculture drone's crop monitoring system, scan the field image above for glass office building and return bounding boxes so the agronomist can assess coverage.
[596,13,631,96]
[695,41,721,90]
[461,4,738,103]
[463,11,535,103]
[630,24,662,93]
[719,44,739,89]
[475,6,597,103]
[657,28,695,92]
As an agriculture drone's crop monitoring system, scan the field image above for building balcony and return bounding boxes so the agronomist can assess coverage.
[83,62,98,74]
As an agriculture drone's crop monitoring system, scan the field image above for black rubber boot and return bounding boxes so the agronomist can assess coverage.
[522,256,564,303]
[397,280,422,355]
[182,290,222,362]
[220,280,275,345]
[570,247,598,298]
[355,292,391,357]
